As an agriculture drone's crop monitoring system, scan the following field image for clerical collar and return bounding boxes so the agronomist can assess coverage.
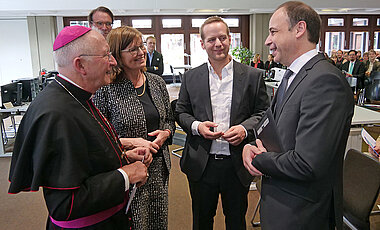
[58,74,84,90]
[56,75,92,101]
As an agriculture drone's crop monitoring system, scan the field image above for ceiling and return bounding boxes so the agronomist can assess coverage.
[0,0,380,18]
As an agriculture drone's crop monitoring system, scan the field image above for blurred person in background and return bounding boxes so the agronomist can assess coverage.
[88,6,113,38]
[251,53,265,69]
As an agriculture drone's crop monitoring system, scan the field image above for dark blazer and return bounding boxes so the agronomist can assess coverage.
[250,60,265,70]
[264,61,278,71]
[364,60,380,73]
[146,50,164,76]
[175,61,269,187]
[252,54,354,230]
[340,60,366,89]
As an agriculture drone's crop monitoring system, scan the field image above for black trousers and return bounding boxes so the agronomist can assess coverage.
[188,156,249,230]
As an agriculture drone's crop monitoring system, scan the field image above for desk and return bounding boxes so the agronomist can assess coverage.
[0,103,29,154]
[265,81,279,99]
[347,105,380,152]
[172,65,192,70]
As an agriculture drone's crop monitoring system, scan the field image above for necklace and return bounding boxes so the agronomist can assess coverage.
[136,74,146,97]
[54,79,128,162]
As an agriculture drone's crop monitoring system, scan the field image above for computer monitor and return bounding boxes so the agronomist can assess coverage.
[17,77,41,102]
[1,81,23,107]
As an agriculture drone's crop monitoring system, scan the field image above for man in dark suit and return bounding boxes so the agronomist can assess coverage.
[175,16,269,229]
[364,49,380,77]
[242,2,354,230]
[340,49,366,92]
[145,36,164,76]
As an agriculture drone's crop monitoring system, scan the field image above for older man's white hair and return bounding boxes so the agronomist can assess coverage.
[53,31,95,68]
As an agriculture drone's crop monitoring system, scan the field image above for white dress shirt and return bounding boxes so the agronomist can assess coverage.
[191,59,234,156]
[286,49,318,89]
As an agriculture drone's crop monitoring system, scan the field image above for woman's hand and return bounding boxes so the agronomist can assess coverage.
[148,130,170,149]
[120,137,159,154]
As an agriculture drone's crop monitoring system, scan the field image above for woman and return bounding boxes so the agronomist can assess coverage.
[324,52,335,66]
[93,26,175,230]
[264,54,277,71]
[250,53,265,69]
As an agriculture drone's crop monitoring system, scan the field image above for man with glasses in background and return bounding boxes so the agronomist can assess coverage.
[340,50,366,92]
[88,6,113,38]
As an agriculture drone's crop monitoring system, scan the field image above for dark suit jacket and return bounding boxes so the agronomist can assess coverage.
[250,60,265,70]
[364,60,380,73]
[175,61,269,187]
[264,61,278,71]
[146,50,164,76]
[252,54,354,230]
[340,60,366,89]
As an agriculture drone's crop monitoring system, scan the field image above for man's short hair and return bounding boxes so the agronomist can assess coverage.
[369,49,376,55]
[337,49,343,54]
[199,16,230,40]
[146,36,156,42]
[53,32,92,68]
[277,1,321,44]
[348,50,357,55]
[88,6,114,23]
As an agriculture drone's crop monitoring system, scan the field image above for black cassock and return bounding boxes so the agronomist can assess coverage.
[9,76,132,229]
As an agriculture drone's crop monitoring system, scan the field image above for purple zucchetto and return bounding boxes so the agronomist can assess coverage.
[53,26,91,51]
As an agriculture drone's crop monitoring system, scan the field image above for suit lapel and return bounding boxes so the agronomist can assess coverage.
[198,64,213,121]
[353,61,360,74]
[230,61,244,124]
[276,53,325,119]
[152,51,157,65]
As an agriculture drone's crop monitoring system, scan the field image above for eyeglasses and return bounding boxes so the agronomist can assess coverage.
[122,44,146,56]
[79,51,113,61]
[92,21,113,28]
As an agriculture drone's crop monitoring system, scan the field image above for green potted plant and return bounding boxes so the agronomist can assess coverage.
[231,46,254,65]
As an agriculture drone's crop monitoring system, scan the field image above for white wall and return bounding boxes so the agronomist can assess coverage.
[0,18,33,85]
[27,16,57,77]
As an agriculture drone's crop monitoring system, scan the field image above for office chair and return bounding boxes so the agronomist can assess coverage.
[365,72,380,101]
[343,149,380,230]
[170,99,184,158]
[250,177,262,227]
[170,65,180,84]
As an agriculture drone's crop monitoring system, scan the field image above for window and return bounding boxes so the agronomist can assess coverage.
[70,21,89,27]
[190,33,207,68]
[325,32,345,55]
[230,33,241,49]
[350,31,369,53]
[192,19,206,28]
[162,19,181,28]
[69,20,120,28]
[223,18,239,27]
[132,19,152,28]
[328,18,344,26]
[353,18,368,26]
[113,20,122,28]
[142,34,154,42]
[161,34,184,75]
[63,15,250,73]
[374,31,380,51]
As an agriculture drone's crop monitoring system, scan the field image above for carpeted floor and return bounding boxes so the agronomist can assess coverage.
[0,145,262,230]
